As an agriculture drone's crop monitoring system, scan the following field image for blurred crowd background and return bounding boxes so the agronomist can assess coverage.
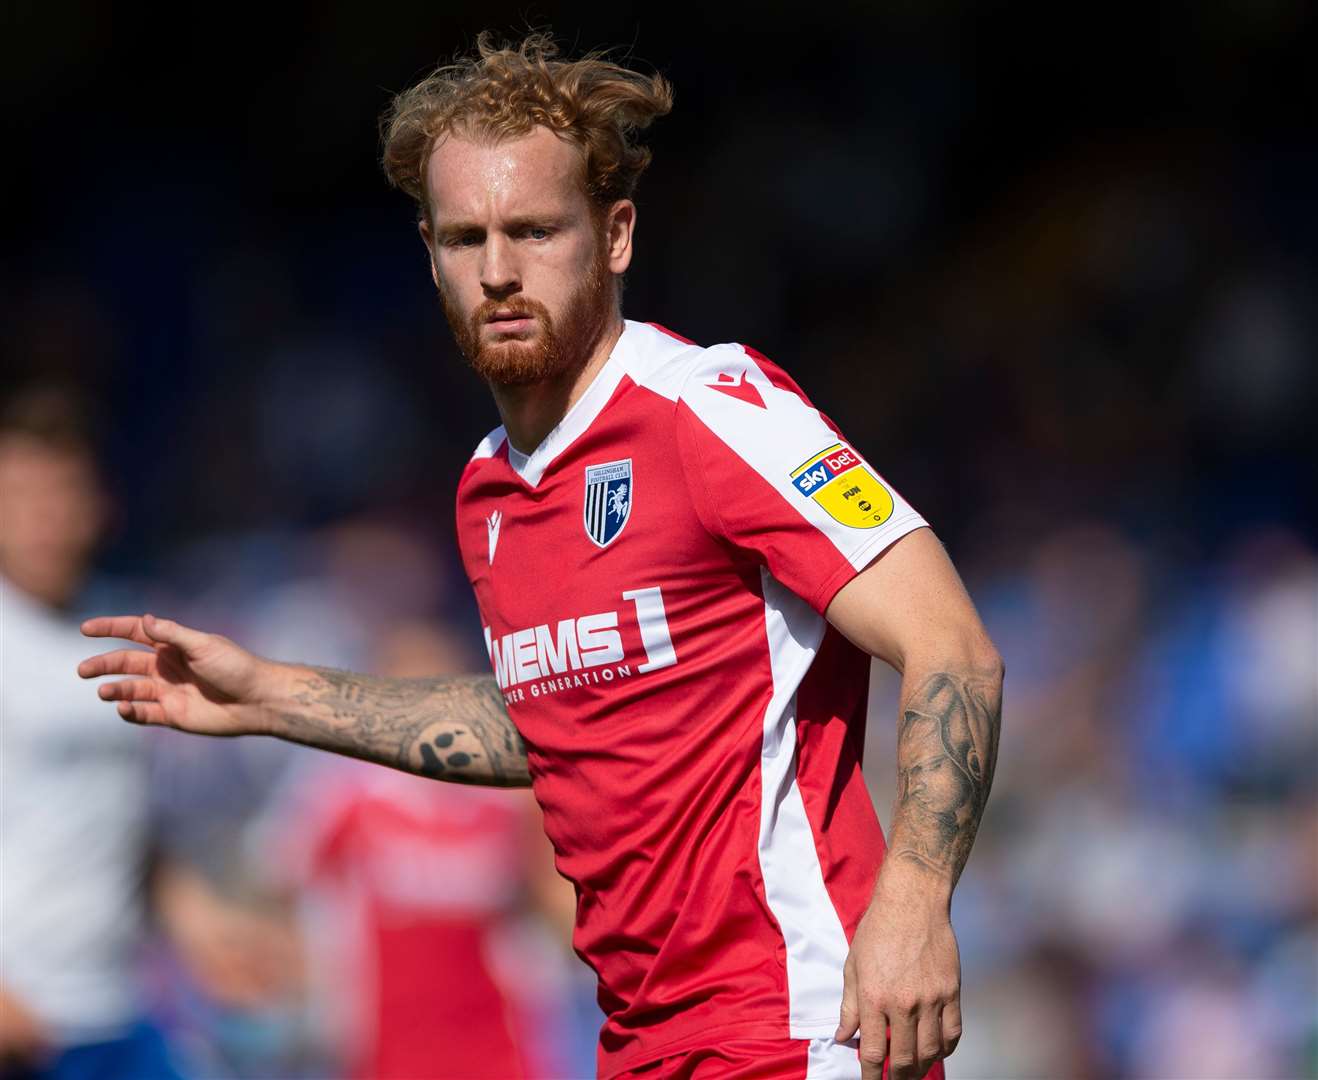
[3,4,1315,1079]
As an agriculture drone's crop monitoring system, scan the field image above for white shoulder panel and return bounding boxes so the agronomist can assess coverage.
[674,339,828,492]
[674,340,928,572]
[619,321,706,402]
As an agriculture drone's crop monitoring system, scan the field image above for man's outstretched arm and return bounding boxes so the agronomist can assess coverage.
[78,614,529,787]
[277,667,527,785]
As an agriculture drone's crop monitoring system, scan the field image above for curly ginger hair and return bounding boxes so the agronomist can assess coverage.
[381,32,673,220]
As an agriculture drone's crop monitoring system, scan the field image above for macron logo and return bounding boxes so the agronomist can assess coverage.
[486,510,502,564]
[706,370,766,409]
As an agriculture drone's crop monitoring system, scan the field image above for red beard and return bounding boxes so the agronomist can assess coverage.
[442,250,613,387]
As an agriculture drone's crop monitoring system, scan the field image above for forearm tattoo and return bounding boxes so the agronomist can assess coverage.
[277,669,530,787]
[887,667,1001,881]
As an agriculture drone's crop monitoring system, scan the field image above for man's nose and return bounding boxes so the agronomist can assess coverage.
[480,235,520,296]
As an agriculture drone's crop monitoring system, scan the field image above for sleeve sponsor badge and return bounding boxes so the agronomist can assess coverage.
[789,442,894,529]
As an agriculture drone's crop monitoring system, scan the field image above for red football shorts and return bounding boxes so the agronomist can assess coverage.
[612,1037,949,1079]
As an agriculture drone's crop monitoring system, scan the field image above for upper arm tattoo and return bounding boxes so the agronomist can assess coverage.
[278,669,530,787]
[887,667,1001,881]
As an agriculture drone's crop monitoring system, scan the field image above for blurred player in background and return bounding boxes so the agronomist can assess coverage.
[264,618,585,1080]
[0,388,296,1080]
[0,386,185,1080]
[79,34,1004,1080]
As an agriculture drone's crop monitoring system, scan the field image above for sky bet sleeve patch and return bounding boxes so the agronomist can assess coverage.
[789,443,895,528]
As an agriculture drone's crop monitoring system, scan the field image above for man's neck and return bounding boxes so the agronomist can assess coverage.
[491,315,626,456]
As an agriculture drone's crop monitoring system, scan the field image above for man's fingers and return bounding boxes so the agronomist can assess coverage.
[98,679,160,703]
[857,1012,889,1080]
[836,972,861,1042]
[81,615,153,646]
[141,614,207,652]
[117,700,166,725]
[858,1004,957,1080]
[885,1011,918,1080]
[941,997,962,1058]
[81,614,208,654]
[78,649,156,679]
[917,1006,944,1073]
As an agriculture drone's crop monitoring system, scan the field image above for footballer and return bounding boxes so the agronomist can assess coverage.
[80,34,1003,1080]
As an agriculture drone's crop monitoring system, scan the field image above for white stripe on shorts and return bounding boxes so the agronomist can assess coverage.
[805,1036,862,1079]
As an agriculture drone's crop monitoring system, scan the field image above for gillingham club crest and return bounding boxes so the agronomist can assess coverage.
[583,458,633,548]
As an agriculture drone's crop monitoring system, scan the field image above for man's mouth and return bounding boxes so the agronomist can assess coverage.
[485,309,535,331]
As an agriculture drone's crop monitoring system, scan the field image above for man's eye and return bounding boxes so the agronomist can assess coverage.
[526,227,550,240]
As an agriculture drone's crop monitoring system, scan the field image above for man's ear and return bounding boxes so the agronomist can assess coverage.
[418,217,439,288]
[605,200,636,276]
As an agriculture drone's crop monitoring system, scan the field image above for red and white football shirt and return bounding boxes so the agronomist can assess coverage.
[455,320,929,1077]
[269,764,557,1079]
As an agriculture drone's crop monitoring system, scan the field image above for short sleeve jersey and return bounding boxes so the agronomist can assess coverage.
[267,765,546,1080]
[455,320,929,1077]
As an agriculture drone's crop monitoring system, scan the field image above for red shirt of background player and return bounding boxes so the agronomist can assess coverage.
[277,767,558,1080]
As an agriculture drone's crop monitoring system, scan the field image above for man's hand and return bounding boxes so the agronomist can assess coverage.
[78,614,530,786]
[78,613,282,736]
[836,878,961,1080]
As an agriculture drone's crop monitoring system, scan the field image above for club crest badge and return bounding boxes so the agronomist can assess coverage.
[789,442,894,529]
[583,458,633,548]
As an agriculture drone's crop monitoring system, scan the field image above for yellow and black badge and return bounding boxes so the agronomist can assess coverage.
[789,443,894,528]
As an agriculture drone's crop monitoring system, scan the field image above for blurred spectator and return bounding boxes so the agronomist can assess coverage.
[0,386,183,1079]
[0,387,301,1080]
[261,617,591,1079]
[865,520,1317,1078]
